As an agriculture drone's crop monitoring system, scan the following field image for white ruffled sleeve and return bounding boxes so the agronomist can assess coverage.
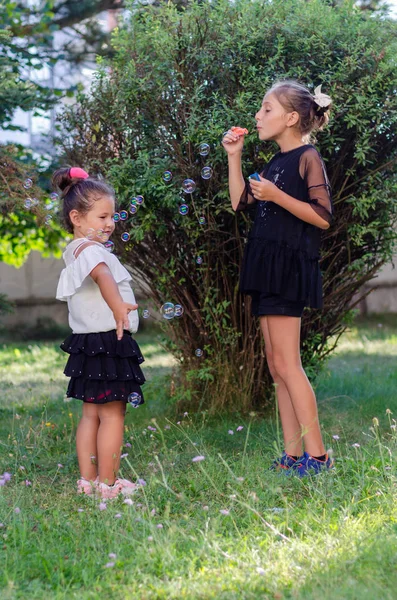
[56,245,131,301]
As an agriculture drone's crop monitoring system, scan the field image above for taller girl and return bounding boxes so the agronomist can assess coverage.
[223,80,333,476]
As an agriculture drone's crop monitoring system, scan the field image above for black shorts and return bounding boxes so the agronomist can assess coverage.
[250,292,305,318]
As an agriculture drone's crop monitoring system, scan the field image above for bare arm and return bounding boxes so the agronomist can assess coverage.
[74,242,138,339]
[249,177,330,230]
[272,187,330,230]
[222,129,255,211]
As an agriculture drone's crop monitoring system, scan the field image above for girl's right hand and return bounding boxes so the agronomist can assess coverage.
[113,301,138,340]
[222,129,245,155]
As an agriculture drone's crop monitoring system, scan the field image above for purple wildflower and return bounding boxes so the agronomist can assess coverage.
[220,509,230,516]
[115,513,122,519]
[228,430,234,435]
[236,426,244,432]
[14,507,21,514]
[137,478,147,486]
[99,502,107,511]
[192,455,205,463]
[105,562,115,568]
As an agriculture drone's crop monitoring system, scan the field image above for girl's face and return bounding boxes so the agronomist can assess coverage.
[255,92,299,142]
[71,195,116,241]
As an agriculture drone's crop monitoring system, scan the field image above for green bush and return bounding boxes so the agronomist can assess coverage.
[60,0,397,411]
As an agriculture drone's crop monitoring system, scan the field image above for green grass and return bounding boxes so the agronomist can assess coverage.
[1,320,397,599]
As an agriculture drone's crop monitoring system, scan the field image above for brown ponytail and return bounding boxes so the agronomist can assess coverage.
[52,167,115,234]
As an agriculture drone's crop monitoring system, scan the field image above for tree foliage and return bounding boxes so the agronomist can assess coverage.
[49,0,397,409]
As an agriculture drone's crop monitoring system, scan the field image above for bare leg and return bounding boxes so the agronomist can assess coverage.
[260,317,303,458]
[97,401,126,485]
[76,403,99,481]
[266,315,325,457]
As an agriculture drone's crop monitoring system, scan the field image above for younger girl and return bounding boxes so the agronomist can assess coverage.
[223,80,333,476]
[55,167,146,498]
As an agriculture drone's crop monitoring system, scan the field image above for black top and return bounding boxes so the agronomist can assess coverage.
[237,144,332,308]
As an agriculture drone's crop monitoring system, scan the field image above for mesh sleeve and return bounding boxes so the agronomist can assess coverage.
[235,165,269,212]
[299,148,333,225]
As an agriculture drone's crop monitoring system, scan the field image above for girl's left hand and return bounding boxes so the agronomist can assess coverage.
[249,176,278,202]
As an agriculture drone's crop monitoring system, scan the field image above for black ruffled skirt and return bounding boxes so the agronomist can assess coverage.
[60,330,145,406]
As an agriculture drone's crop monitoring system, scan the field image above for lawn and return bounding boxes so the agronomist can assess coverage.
[0,317,397,599]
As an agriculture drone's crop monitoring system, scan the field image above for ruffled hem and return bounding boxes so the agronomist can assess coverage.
[56,243,131,301]
[64,353,145,383]
[66,378,144,405]
[240,238,323,308]
[61,330,145,404]
[60,331,144,362]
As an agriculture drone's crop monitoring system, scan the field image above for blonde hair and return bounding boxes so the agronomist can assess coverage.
[269,79,332,143]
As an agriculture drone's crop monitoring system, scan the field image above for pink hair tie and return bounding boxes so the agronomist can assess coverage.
[69,167,89,179]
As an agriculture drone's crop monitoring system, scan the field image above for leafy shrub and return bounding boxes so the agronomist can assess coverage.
[59,0,397,410]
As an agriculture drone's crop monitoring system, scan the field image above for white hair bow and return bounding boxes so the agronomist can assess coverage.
[313,85,332,108]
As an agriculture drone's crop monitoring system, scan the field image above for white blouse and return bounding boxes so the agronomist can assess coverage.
[56,238,139,334]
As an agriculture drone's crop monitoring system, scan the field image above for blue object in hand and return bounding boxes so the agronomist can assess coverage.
[248,172,261,181]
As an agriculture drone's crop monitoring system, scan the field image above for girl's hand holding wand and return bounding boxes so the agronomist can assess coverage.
[249,176,278,202]
[250,175,330,229]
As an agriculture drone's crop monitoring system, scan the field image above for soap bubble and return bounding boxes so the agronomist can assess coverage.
[130,197,137,205]
[161,302,175,320]
[135,195,144,205]
[196,256,203,265]
[195,349,203,358]
[104,240,114,252]
[199,143,210,157]
[179,204,189,216]
[86,228,96,240]
[142,309,150,319]
[97,229,109,242]
[130,205,138,215]
[23,178,33,189]
[121,232,130,242]
[113,212,120,222]
[50,192,58,201]
[45,215,52,225]
[128,392,142,408]
[24,198,32,209]
[174,304,184,318]
[163,171,172,182]
[46,200,56,211]
[120,210,128,220]
[182,179,196,194]
[201,167,213,180]
[199,216,206,225]
[31,197,39,207]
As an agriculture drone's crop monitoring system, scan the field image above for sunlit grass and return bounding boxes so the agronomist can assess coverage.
[1,319,397,599]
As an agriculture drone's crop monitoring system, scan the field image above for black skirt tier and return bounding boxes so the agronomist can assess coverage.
[240,238,323,309]
[60,330,145,405]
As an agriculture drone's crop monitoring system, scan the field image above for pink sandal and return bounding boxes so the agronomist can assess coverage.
[77,477,99,496]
